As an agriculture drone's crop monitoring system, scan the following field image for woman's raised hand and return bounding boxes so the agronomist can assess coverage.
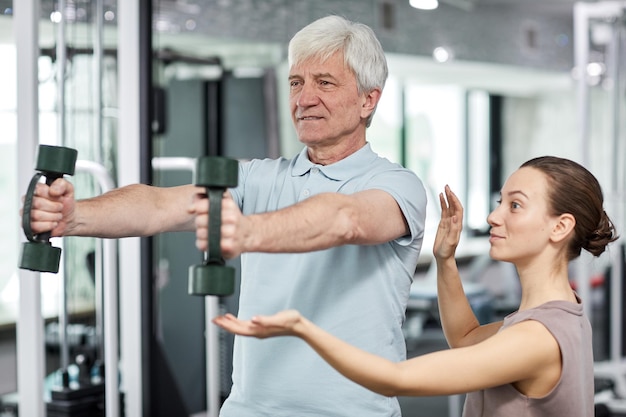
[433,185,464,261]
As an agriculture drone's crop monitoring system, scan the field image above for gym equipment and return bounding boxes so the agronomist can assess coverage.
[188,156,238,296]
[19,145,78,273]
[46,342,107,417]
[44,163,122,417]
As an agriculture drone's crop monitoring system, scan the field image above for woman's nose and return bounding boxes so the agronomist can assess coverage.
[486,207,500,226]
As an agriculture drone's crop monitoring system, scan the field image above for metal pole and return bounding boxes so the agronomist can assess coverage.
[151,156,223,417]
[75,160,119,417]
[206,299,221,417]
[607,13,624,364]
[55,0,72,378]
[575,0,626,362]
[15,0,46,415]
[92,0,106,389]
[93,0,104,165]
[118,3,145,415]
[573,0,594,326]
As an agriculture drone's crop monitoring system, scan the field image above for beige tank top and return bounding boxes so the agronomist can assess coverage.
[462,295,594,417]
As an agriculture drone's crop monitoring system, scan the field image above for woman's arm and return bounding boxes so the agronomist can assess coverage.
[434,186,502,347]
[213,311,561,398]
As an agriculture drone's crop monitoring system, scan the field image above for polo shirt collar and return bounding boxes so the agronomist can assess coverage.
[291,143,378,180]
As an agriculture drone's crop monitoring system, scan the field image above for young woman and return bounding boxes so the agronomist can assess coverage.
[213,156,618,417]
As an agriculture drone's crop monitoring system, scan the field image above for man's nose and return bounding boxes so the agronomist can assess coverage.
[296,83,319,107]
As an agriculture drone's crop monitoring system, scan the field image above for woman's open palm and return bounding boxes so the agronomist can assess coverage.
[433,185,464,260]
[212,310,303,339]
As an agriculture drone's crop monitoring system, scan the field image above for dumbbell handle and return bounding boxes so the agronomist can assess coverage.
[22,172,63,243]
[206,187,225,266]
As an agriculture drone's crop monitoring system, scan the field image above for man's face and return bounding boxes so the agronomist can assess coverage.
[288,51,371,150]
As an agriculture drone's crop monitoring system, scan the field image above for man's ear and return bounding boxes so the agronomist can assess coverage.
[361,88,382,119]
[551,213,576,243]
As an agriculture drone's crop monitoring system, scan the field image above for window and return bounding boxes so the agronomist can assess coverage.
[368,79,493,258]
[1,46,118,322]
[0,45,18,311]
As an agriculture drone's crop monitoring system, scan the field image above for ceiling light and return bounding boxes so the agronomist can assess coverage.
[586,62,605,77]
[410,0,439,10]
[433,47,452,63]
[50,11,62,23]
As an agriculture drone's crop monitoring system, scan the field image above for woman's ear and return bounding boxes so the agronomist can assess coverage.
[551,213,576,243]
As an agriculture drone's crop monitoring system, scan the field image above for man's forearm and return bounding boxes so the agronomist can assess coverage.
[70,183,196,238]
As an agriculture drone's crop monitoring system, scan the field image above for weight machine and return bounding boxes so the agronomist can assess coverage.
[575,3,626,414]
[574,0,626,360]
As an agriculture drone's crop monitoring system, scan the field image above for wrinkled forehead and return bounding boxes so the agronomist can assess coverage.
[290,48,347,70]
[288,51,353,78]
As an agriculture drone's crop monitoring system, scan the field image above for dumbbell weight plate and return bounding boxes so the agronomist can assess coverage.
[36,145,78,176]
[195,156,238,188]
[188,263,235,296]
[20,241,62,273]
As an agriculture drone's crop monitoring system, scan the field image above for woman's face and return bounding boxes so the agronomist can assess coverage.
[487,167,557,265]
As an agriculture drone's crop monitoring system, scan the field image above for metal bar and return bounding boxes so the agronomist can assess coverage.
[575,0,626,362]
[92,0,106,393]
[75,160,119,417]
[151,156,223,417]
[139,1,154,415]
[573,0,594,327]
[151,157,196,173]
[205,298,221,417]
[56,0,71,373]
[15,0,46,415]
[118,1,144,416]
[93,0,104,165]
[607,14,623,364]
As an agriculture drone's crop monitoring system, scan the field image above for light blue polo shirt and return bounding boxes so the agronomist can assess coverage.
[221,143,427,417]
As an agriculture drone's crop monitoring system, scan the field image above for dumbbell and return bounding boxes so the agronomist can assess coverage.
[19,145,78,273]
[188,156,239,296]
